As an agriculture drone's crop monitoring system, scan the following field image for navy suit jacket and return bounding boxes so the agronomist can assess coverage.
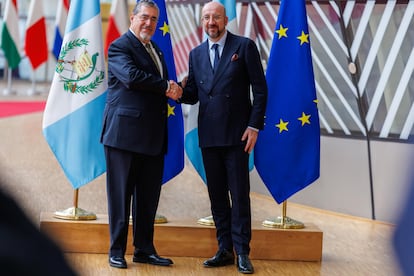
[181,32,268,148]
[101,31,169,156]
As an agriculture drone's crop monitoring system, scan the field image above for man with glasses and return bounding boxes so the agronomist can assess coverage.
[179,1,268,274]
[101,0,181,269]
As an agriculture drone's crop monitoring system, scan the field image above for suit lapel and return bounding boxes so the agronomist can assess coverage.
[126,32,163,76]
[198,41,215,92]
[212,33,240,84]
[152,41,168,79]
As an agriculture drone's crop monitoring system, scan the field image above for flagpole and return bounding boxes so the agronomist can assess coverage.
[155,213,168,224]
[3,68,15,95]
[53,189,97,220]
[197,215,215,226]
[27,70,37,95]
[262,201,304,229]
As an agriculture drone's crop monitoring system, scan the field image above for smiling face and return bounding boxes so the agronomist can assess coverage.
[130,3,159,43]
[201,2,228,42]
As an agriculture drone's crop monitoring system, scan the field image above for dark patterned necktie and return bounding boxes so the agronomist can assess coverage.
[145,43,160,73]
[212,43,220,73]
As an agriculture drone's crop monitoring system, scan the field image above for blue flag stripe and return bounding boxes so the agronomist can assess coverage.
[65,1,99,33]
[43,93,107,189]
[52,27,63,59]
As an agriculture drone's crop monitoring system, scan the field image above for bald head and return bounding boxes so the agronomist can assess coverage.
[201,1,228,41]
[202,1,226,15]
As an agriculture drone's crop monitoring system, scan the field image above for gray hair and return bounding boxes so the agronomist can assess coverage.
[133,0,159,15]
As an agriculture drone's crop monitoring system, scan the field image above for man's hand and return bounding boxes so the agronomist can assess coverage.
[166,80,182,100]
[241,128,258,154]
[180,76,188,88]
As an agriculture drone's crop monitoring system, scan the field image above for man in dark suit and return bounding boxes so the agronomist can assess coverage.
[179,1,268,274]
[100,0,181,269]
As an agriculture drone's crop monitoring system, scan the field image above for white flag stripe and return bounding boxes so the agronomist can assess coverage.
[43,15,106,128]
[26,0,43,28]
[111,0,129,33]
[56,0,68,35]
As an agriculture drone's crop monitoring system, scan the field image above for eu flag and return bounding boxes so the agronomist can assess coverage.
[152,0,185,183]
[254,0,320,204]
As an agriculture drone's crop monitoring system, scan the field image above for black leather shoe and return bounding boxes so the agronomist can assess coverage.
[203,249,235,267]
[109,256,127,269]
[237,254,254,274]
[133,251,173,266]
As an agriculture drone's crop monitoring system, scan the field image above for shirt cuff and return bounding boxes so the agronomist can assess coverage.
[248,126,259,132]
[166,81,170,93]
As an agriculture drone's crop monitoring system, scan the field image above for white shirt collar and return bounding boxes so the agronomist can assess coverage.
[208,30,228,49]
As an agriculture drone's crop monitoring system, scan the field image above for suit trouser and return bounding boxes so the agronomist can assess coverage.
[104,146,164,257]
[201,145,252,255]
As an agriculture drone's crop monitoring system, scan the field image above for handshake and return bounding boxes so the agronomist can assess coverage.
[166,80,183,101]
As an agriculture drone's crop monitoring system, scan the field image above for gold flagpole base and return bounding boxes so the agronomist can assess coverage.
[129,213,168,224]
[262,216,305,229]
[155,213,168,224]
[197,215,215,226]
[53,207,97,221]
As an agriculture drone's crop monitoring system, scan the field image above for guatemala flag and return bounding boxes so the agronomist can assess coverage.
[42,0,107,189]
[153,0,185,183]
[52,0,69,60]
[254,0,320,204]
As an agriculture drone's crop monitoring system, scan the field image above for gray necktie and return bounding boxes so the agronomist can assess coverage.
[145,43,160,73]
[212,43,220,73]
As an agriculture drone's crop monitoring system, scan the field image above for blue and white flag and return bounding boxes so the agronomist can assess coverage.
[222,0,238,33]
[184,0,242,183]
[254,0,320,203]
[42,0,107,189]
[52,0,69,60]
[153,0,185,183]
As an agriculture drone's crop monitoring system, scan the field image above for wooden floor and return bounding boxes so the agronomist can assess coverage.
[0,89,402,276]
[62,196,400,276]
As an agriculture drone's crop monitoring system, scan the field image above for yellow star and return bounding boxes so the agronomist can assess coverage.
[275,24,288,39]
[167,103,175,117]
[313,99,318,105]
[298,112,311,126]
[297,31,309,45]
[276,119,289,133]
[159,21,170,36]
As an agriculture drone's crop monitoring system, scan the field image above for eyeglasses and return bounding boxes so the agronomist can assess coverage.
[202,15,223,22]
[138,14,158,23]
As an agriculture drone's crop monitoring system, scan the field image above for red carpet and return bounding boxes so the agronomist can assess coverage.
[0,101,46,118]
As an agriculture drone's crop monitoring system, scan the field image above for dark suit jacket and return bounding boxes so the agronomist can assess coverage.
[0,189,77,275]
[101,31,169,156]
[181,32,267,148]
